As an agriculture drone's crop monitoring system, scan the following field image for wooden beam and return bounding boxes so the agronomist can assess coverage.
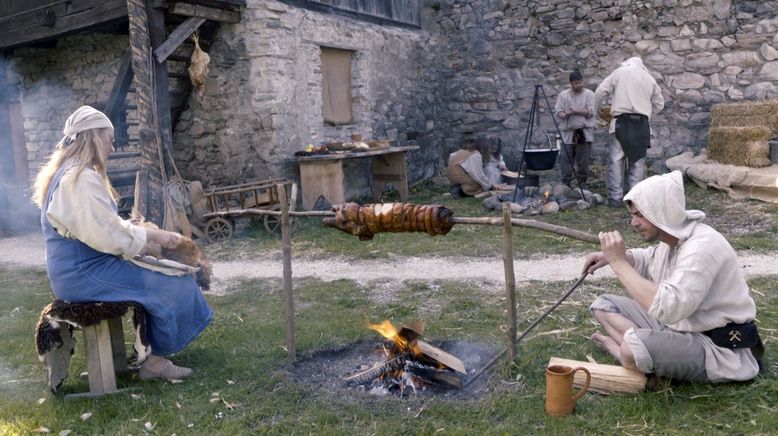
[154,0,246,8]
[147,0,178,184]
[0,0,128,50]
[153,16,205,63]
[169,2,240,23]
[104,49,134,121]
[127,0,158,221]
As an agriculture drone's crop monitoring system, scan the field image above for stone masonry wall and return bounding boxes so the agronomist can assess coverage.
[8,0,778,202]
[173,0,445,197]
[423,0,778,172]
[6,33,125,176]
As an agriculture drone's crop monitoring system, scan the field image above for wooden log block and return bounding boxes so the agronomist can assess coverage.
[417,339,466,374]
[548,357,646,395]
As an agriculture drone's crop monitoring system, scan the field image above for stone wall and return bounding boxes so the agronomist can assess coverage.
[6,33,124,175]
[424,0,778,172]
[173,0,445,197]
[8,0,778,202]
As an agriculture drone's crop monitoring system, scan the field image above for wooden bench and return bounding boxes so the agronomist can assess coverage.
[295,145,419,210]
[35,300,148,399]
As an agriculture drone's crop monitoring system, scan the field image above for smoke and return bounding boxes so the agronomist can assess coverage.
[0,181,39,236]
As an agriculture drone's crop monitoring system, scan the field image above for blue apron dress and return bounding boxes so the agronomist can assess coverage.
[42,165,212,355]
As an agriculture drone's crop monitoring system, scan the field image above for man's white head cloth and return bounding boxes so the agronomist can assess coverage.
[62,106,113,144]
[623,170,705,241]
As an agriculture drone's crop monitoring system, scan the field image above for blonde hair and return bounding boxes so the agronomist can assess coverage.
[32,128,117,208]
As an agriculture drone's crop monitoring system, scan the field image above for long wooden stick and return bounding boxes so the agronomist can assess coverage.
[464,272,590,387]
[278,183,295,360]
[502,203,517,360]
[453,217,598,244]
[203,207,598,244]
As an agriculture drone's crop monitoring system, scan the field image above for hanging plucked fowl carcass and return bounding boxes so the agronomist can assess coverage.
[323,203,455,240]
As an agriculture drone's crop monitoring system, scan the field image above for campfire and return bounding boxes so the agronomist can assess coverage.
[483,182,606,215]
[344,320,466,396]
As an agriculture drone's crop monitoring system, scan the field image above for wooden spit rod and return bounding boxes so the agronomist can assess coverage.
[203,209,599,244]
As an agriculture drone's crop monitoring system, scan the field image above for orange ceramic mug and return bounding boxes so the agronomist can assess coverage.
[545,365,591,416]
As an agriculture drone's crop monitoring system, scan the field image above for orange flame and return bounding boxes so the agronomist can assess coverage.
[368,320,410,350]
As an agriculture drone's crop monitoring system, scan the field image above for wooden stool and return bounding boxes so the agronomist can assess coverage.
[68,316,135,400]
[35,300,148,399]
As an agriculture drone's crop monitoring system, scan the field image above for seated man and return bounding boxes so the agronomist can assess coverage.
[583,171,763,383]
[446,140,493,197]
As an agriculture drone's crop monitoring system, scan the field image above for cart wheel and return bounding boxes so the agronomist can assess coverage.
[264,205,296,234]
[205,217,233,242]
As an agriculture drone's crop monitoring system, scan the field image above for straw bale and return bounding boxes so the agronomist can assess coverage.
[708,126,772,167]
[710,101,778,134]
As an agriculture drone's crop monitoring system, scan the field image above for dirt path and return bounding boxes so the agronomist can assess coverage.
[2,233,776,294]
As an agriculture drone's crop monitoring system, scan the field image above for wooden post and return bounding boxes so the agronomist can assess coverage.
[278,183,295,360]
[127,0,161,222]
[502,203,517,360]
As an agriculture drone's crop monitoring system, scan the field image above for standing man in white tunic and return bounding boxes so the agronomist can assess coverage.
[582,171,763,383]
[595,56,664,208]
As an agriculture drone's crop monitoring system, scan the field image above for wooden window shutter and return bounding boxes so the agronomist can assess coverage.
[320,47,353,125]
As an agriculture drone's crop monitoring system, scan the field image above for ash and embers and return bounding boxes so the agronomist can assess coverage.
[289,340,500,399]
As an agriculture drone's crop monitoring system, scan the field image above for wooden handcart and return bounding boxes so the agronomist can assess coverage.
[201,178,297,242]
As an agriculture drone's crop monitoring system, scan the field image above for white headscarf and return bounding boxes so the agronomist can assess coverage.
[62,105,113,144]
[623,170,705,241]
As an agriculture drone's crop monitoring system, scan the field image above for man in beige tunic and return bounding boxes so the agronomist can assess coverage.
[583,171,762,383]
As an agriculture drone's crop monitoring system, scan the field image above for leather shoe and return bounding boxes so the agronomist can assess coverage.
[607,199,622,208]
[139,359,193,380]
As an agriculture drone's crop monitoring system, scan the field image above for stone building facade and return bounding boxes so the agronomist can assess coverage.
[5,0,778,204]
[425,0,778,171]
[5,34,125,176]
[172,0,444,196]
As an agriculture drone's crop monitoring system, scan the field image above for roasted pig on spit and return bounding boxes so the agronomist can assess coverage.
[323,203,454,240]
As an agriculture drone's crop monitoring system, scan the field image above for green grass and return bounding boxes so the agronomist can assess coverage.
[2,266,777,434]
[2,177,777,434]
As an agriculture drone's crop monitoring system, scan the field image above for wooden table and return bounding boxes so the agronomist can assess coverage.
[296,145,419,210]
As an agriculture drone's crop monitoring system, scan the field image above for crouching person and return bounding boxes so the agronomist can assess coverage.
[582,170,763,383]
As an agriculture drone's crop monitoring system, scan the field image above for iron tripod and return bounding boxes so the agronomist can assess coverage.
[511,84,587,203]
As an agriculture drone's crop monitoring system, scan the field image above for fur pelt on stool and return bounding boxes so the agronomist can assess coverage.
[34,300,150,394]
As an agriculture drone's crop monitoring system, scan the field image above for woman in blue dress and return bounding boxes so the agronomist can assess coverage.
[32,106,212,380]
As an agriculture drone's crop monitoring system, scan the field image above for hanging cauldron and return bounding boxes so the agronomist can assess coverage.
[523,149,559,171]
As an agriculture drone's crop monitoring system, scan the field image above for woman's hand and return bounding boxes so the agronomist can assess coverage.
[145,227,183,250]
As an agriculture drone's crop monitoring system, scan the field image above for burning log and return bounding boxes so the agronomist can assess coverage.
[416,340,466,374]
[322,203,454,240]
[403,360,463,389]
[344,355,407,386]
[346,320,466,395]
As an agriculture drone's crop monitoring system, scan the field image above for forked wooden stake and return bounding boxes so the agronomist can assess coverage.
[502,203,517,360]
[278,183,295,360]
